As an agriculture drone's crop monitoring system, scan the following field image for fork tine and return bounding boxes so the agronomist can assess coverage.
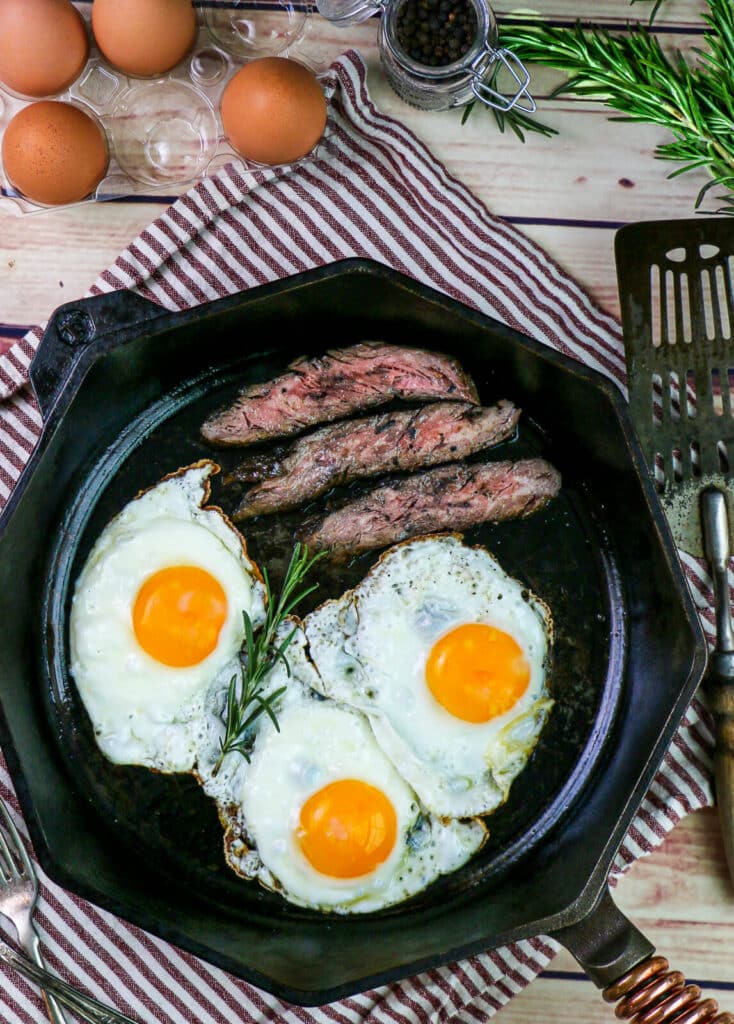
[0,799,30,880]
[0,832,14,881]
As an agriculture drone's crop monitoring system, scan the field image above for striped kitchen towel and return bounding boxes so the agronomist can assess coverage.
[0,49,717,1024]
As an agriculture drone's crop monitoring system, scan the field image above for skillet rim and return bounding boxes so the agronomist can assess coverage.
[0,258,708,1004]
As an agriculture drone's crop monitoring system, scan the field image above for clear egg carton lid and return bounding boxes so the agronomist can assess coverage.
[0,1,336,216]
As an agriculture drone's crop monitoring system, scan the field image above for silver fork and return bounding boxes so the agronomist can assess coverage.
[0,797,142,1024]
[0,798,69,1024]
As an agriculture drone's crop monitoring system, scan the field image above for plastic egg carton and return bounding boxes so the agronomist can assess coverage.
[0,0,334,215]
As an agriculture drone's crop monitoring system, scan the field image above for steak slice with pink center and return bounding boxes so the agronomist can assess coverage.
[229,400,520,520]
[201,342,479,447]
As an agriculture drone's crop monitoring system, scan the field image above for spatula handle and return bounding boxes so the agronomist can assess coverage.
[708,651,734,886]
[701,490,734,653]
[700,488,734,888]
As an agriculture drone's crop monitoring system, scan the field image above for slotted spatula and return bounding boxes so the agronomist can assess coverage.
[616,217,734,887]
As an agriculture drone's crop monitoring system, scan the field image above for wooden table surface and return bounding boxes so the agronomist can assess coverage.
[1,1,733,1020]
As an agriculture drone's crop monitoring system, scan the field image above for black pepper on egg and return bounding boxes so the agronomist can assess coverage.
[396,0,478,68]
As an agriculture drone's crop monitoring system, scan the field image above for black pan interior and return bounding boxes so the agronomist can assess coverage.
[40,341,624,923]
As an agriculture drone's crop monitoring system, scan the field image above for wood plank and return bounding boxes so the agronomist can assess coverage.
[76,0,712,31]
[494,971,734,1024]
[496,810,734,1024]
[1,14,718,326]
[0,90,713,329]
[493,0,709,29]
[1,4,730,1023]
[0,219,621,333]
[0,202,162,327]
[363,71,714,218]
[490,976,621,1024]
[306,20,706,95]
[517,224,620,318]
[543,809,734,981]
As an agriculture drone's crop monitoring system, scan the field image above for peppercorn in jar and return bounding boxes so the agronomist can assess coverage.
[396,0,477,69]
[317,0,535,113]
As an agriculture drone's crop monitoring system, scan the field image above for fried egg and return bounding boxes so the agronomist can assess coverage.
[69,461,266,772]
[198,628,487,913]
[304,535,553,819]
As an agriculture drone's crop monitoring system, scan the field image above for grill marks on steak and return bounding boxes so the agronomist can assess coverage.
[228,400,520,520]
[299,459,561,554]
[201,342,479,447]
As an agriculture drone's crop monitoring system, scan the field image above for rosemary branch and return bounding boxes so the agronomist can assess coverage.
[212,543,324,775]
[461,94,557,141]
[630,0,668,25]
[493,0,734,211]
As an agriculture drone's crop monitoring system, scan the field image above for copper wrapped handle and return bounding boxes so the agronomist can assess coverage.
[604,956,733,1024]
[554,890,733,1024]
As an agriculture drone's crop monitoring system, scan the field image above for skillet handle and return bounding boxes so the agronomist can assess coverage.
[31,291,164,421]
[553,888,734,1023]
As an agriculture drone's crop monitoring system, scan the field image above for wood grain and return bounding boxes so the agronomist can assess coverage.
[0,16,717,327]
[1,1,732,1020]
[515,811,734,1024]
[494,0,710,27]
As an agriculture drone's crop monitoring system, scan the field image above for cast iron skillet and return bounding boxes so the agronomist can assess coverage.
[0,260,717,1015]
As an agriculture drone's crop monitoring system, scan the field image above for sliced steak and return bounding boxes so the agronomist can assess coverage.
[299,458,561,554]
[201,342,479,447]
[229,400,520,520]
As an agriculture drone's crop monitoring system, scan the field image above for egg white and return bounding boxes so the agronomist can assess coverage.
[304,535,554,819]
[197,627,487,913]
[69,462,266,772]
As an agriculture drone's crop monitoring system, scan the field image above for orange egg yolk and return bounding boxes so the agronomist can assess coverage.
[132,566,227,668]
[296,779,398,879]
[426,622,530,723]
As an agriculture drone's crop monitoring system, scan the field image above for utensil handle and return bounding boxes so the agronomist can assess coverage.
[700,488,734,886]
[0,938,142,1024]
[28,929,72,1024]
[708,652,734,886]
[701,489,734,653]
[554,888,734,1023]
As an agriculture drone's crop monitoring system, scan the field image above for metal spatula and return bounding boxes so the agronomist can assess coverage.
[616,217,734,887]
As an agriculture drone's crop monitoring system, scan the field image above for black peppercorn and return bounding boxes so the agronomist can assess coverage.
[396,0,477,68]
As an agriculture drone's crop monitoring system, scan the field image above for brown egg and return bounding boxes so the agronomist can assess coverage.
[2,101,108,205]
[221,58,327,166]
[0,0,88,98]
[92,0,198,77]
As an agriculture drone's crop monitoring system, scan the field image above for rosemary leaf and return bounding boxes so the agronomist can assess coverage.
[460,93,557,141]
[630,0,667,26]
[213,544,324,775]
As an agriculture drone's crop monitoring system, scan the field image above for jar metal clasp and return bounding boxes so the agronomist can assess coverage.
[469,46,535,113]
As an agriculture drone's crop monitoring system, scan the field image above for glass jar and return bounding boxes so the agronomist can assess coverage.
[316,0,534,113]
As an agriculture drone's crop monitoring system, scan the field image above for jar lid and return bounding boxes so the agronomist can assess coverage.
[316,0,385,27]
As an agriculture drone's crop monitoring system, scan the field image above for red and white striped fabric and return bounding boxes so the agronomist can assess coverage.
[0,50,717,1024]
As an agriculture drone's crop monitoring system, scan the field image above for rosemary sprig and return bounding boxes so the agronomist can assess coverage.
[630,0,667,26]
[495,0,734,212]
[459,51,557,141]
[212,543,324,775]
[461,95,558,142]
